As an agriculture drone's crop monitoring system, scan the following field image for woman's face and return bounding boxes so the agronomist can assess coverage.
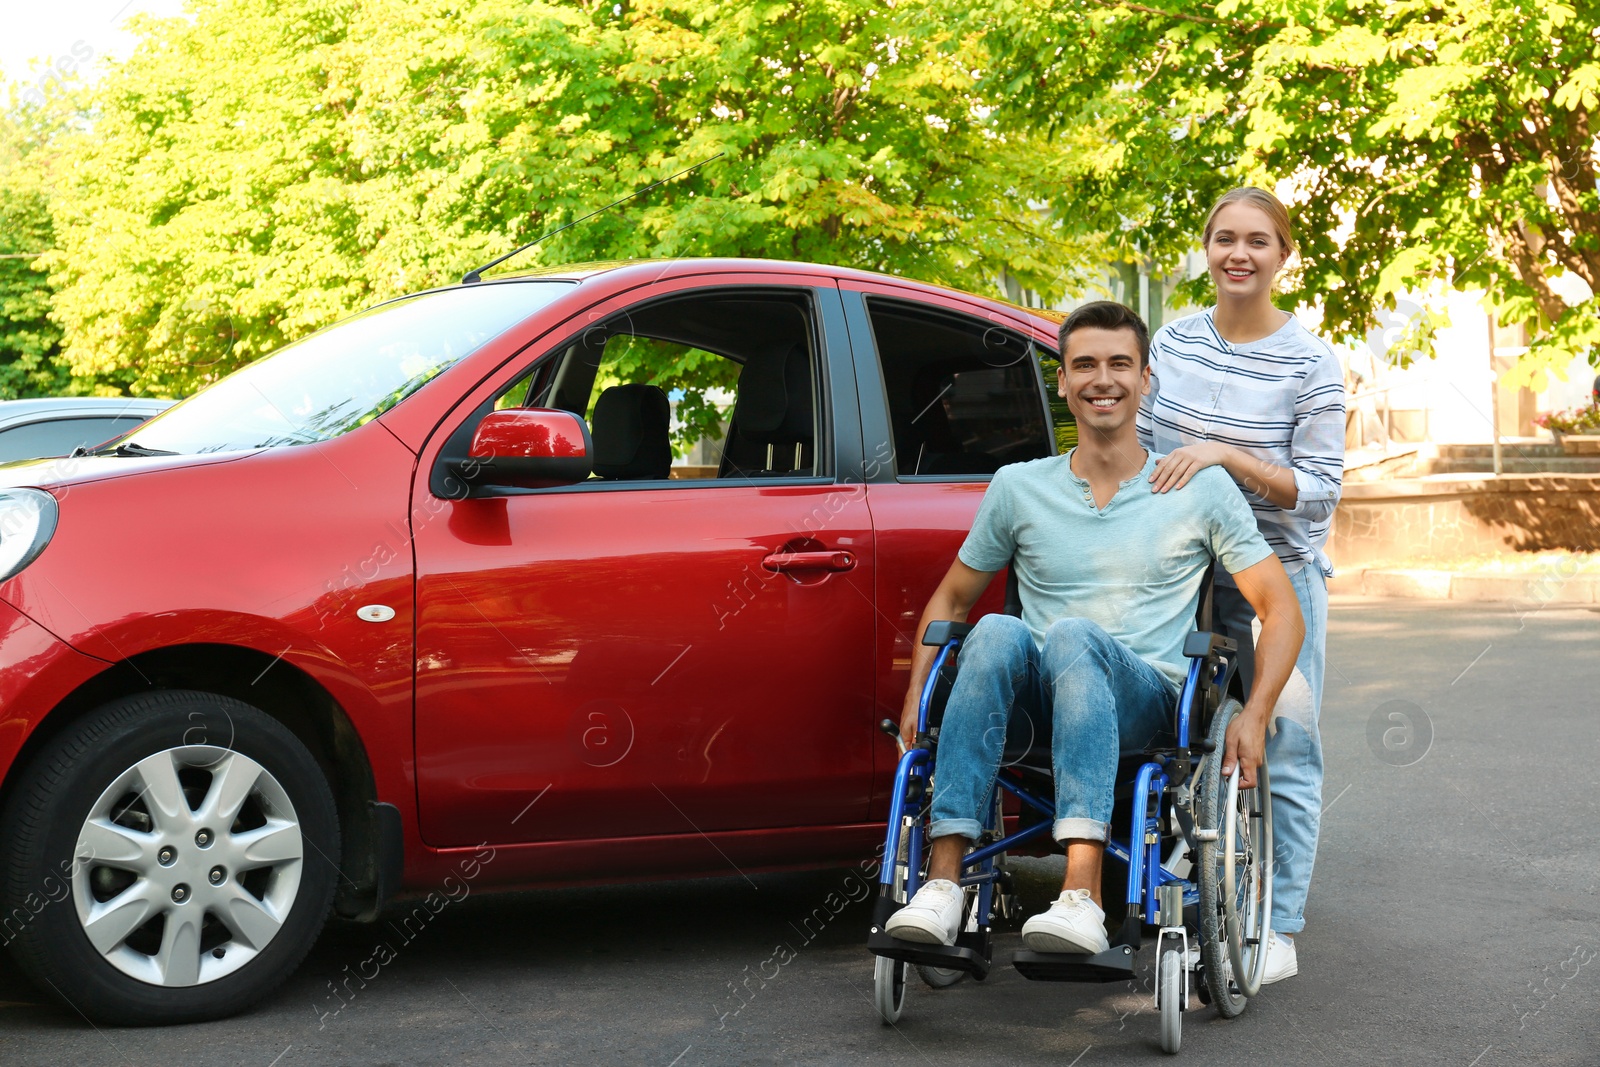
[1205,202,1290,303]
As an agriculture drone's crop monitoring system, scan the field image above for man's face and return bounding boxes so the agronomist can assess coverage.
[1057,326,1150,435]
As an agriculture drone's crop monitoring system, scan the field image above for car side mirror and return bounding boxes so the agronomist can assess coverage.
[450,408,592,493]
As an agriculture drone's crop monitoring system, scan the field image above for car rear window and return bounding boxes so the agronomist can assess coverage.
[865,298,1054,477]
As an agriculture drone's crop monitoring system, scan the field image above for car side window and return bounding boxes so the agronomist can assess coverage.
[482,288,825,486]
[865,298,1053,477]
[0,416,148,462]
[1035,349,1078,454]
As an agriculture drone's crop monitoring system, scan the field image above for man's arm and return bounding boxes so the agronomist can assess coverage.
[1222,554,1304,789]
[899,558,997,743]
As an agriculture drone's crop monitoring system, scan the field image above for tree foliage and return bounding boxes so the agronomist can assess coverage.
[16,0,1595,400]
[966,0,1600,384]
[40,0,1103,397]
[0,100,75,398]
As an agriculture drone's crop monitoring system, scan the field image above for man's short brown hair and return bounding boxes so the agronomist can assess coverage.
[1058,301,1150,368]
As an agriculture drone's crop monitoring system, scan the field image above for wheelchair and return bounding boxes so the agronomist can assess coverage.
[866,570,1274,1054]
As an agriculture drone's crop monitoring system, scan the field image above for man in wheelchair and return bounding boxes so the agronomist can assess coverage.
[886,301,1304,960]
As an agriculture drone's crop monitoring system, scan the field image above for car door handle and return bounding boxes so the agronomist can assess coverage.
[761,550,856,573]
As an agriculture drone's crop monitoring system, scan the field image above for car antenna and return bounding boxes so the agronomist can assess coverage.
[460,152,725,285]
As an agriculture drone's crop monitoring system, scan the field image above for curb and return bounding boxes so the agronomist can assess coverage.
[1328,568,1600,604]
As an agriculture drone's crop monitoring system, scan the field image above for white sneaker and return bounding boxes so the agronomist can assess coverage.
[1020,888,1111,954]
[885,879,965,945]
[1261,932,1298,984]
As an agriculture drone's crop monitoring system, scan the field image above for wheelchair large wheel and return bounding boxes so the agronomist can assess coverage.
[1195,698,1274,1017]
[916,957,967,989]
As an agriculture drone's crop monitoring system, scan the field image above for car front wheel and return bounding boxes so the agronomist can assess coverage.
[1,691,339,1025]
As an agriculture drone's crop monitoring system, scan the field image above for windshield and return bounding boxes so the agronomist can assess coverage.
[115,282,573,455]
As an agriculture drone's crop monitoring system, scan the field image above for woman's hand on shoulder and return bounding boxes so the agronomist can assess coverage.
[1149,442,1232,493]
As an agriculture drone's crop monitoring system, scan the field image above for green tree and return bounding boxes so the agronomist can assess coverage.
[45,0,1106,398]
[0,99,74,398]
[967,0,1600,384]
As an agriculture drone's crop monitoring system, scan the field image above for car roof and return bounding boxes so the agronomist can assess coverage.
[0,397,175,426]
[465,258,1064,327]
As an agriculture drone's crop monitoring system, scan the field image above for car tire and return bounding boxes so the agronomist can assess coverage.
[1,690,340,1025]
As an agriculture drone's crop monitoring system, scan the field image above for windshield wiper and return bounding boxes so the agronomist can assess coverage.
[94,441,178,457]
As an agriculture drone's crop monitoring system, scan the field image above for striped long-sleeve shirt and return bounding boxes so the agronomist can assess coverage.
[1137,309,1346,577]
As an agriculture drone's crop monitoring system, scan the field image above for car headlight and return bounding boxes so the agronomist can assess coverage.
[0,489,58,582]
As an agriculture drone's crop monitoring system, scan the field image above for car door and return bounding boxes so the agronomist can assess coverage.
[835,281,1065,818]
[412,277,878,848]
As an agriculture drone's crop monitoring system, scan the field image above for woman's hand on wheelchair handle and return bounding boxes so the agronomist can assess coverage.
[1221,707,1269,789]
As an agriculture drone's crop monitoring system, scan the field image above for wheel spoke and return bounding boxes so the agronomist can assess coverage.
[235,819,302,865]
[199,750,261,826]
[77,818,152,868]
[81,886,159,955]
[134,751,191,828]
[217,885,284,949]
[154,908,203,986]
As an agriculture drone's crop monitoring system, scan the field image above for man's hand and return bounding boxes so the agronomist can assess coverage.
[1221,707,1269,790]
[899,688,921,747]
[899,559,997,747]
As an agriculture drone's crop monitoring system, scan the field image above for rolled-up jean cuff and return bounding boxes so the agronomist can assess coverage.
[928,818,983,842]
[1054,817,1106,843]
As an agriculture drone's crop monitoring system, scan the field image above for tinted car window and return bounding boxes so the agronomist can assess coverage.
[0,416,149,462]
[866,298,1052,476]
[120,282,572,455]
[1035,350,1078,453]
[513,289,822,483]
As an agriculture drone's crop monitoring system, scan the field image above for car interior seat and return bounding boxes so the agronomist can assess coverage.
[590,383,672,480]
[720,343,814,477]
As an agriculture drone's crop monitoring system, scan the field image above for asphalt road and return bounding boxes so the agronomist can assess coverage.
[2,596,1596,1066]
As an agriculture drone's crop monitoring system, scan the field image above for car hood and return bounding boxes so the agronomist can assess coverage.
[0,449,260,492]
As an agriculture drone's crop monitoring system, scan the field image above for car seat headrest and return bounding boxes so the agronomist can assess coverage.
[732,343,813,444]
[591,383,672,480]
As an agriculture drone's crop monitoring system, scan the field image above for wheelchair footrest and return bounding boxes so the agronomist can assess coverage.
[866,931,991,980]
[1012,944,1136,983]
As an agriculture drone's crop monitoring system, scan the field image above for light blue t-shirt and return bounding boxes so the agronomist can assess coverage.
[957,450,1273,685]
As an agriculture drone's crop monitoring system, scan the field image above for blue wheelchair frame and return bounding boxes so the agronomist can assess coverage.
[867,579,1238,983]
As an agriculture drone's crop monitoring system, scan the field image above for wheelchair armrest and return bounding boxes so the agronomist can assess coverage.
[922,620,975,647]
[1183,631,1237,659]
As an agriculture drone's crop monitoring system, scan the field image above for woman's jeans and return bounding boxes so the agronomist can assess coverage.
[928,614,1177,845]
[1213,563,1328,936]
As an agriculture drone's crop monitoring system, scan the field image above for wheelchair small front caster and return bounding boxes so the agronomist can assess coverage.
[1158,947,1184,1054]
[874,955,907,1023]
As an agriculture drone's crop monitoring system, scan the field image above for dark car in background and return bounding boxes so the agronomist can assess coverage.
[0,398,177,463]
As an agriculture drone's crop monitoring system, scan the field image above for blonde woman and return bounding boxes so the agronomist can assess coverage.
[1137,187,1345,983]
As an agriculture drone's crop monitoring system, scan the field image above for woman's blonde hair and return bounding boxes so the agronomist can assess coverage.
[1201,187,1296,256]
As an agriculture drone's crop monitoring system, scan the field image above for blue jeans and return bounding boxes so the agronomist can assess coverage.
[1213,564,1327,936]
[928,614,1177,844]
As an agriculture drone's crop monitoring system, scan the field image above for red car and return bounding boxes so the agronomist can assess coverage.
[0,259,1069,1024]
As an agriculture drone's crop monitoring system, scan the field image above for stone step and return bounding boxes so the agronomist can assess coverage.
[1434,442,1562,459]
[1419,457,1600,475]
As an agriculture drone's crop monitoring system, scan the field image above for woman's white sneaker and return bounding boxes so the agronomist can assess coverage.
[885,879,965,945]
[1020,888,1111,954]
[1261,932,1298,983]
